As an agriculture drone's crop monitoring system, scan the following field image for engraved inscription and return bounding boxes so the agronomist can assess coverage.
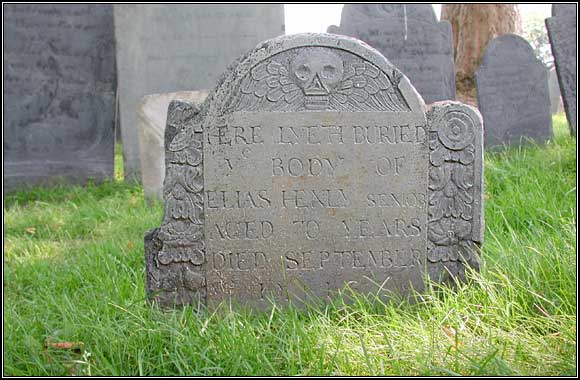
[204,110,428,307]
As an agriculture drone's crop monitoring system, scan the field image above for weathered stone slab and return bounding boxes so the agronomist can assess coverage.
[546,4,577,134]
[4,4,116,191]
[138,91,209,201]
[114,4,285,182]
[145,34,484,310]
[475,34,552,149]
[328,4,455,104]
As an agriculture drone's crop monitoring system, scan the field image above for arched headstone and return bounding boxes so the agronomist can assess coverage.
[476,34,552,149]
[145,34,483,309]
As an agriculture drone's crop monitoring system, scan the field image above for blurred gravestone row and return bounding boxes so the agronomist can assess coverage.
[3,4,575,193]
[114,5,285,183]
[3,4,284,192]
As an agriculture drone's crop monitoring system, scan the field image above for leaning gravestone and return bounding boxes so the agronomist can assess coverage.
[145,34,484,309]
[138,90,209,201]
[475,34,552,149]
[4,4,116,191]
[114,4,285,182]
[545,4,577,135]
[327,4,455,104]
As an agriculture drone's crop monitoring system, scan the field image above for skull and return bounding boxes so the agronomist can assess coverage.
[291,49,344,110]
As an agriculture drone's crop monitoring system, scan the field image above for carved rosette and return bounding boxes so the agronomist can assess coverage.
[145,100,207,307]
[427,101,484,281]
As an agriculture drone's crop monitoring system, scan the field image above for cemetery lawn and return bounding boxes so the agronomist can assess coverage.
[4,116,576,376]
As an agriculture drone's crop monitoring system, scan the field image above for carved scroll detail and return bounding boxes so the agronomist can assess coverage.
[145,100,206,307]
[427,102,483,279]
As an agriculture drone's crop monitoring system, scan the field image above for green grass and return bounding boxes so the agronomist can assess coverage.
[4,115,576,376]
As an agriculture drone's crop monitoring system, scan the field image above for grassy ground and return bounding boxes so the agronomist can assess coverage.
[4,115,577,376]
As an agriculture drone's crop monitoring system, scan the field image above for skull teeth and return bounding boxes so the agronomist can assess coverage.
[305,95,329,110]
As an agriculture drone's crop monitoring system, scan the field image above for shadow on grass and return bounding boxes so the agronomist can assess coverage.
[4,178,141,210]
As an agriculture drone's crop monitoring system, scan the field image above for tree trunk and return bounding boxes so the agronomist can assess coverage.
[442,4,522,106]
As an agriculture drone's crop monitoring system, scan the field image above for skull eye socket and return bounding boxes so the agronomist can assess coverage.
[295,64,311,80]
[322,65,336,79]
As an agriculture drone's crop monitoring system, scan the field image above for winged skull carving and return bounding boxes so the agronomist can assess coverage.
[231,49,411,112]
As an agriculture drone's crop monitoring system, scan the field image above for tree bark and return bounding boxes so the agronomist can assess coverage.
[442,4,522,106]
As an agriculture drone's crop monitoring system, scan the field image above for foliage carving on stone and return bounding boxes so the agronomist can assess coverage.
[146,100,206,306]
[427,103,482,269]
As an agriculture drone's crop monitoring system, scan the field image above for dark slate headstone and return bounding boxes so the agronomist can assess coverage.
[475,34,552,149]
[3,4,116,191]
[546,4,577,135]
[144,33,484,310]
[328,4,456,104]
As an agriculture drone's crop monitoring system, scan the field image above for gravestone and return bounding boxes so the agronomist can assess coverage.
[327,4,455,104]
[138,90,209,201]
[475,34,552,149]
[545,4,577,134]
[114,4,285,182]
[548,68,564,114]
[145,33,484,309]
[4,4,116,191]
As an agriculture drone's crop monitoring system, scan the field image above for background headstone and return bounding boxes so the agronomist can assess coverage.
[138,90,209,201]
[328,4,456,104]
[114,4,285,182]
[4,4,116,192]
[545,4,577,134]
[145,34,483,309]
[548,67,564,114]
[475,34,552,149]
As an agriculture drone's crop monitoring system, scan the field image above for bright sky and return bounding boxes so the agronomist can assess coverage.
[284,4,553,34]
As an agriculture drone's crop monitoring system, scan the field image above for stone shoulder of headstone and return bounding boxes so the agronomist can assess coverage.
[552,3,578,17]
[475,34,552,149]
[340,4,437,25]
[137,91,209,201]
[327,25,340,34]
[145,33,484,309]
[480,34,536,66]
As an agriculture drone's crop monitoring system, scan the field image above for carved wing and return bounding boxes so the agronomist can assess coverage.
[330,62,410,112]
[231,61,302,112]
